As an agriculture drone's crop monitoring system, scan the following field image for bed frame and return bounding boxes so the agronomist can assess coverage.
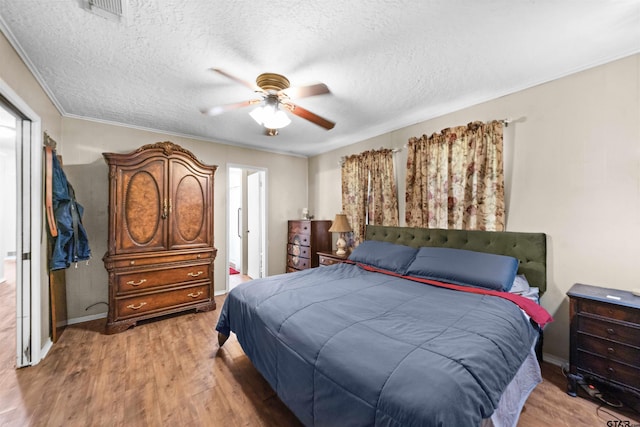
[365,225,547,294]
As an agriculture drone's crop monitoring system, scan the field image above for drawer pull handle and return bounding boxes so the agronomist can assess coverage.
[607,347,615,354]
[187,291,204,298]
[606,328,615,335]
[126,279,147,287]
[188,271,204,277]
[127,302,147,310]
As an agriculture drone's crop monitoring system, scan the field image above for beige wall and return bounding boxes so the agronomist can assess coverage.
[1,28,309,334]
[309,53,640,362]
[1,31,63,347]
[59,117,309,321]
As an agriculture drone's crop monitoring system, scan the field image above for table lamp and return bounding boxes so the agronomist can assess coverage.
[328,213,352,256]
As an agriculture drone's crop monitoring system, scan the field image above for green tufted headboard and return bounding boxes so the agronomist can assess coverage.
[365,225,547,295]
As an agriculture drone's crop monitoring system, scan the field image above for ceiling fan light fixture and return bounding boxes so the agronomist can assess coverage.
[249,99,291,129]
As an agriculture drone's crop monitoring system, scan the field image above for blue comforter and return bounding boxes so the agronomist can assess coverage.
[216,263,538,426]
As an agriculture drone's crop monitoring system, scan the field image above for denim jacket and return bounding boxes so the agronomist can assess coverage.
[50,151,91,270]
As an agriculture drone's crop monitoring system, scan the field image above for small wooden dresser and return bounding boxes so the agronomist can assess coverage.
[286,220,332,272]
[567,283,640,409]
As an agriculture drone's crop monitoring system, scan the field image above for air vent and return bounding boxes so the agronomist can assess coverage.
[84,0,127,22]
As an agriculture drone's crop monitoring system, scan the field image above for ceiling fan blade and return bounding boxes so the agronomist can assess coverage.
[210,68,260,92]
[282,83,330,99]
[284,102,335,130]
[200,99,260,116]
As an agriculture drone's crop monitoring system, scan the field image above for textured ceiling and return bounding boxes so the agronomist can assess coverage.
[0,1,639,157]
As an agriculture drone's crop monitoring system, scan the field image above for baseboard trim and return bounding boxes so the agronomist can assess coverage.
[214,290,227,297]
[67,312,107,325]
[543,352,567,368]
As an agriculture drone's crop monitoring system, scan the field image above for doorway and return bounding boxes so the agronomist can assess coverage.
[227,165,267,291]
[0,83,43,367]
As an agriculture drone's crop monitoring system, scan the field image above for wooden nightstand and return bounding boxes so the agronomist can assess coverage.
[317,251,349,266]
[567,283,640,411]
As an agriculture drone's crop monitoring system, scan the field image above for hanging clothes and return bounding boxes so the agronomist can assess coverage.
[49,150,91,270]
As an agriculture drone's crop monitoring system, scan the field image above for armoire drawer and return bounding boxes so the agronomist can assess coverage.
[109,250,213,268]
[116,263,211,294]
[116,284,210,319]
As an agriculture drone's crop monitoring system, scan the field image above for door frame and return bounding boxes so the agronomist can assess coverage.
[225,164,268,292]
[246,170,266,280]
[0,78,43,367]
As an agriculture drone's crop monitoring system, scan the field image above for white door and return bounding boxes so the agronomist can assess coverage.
[246,171,264,279]
[0,81,42,367]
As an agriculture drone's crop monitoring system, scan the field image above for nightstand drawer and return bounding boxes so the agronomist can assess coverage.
[577,332,640,367]
[578,299,640,324]
[577,315,640,347]
[319,255,342,266]
[576,351,640,391]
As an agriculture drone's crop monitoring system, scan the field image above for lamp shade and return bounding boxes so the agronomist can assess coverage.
[328,213,352,233]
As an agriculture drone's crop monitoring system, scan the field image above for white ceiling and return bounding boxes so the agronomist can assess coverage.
[0,1,639,157]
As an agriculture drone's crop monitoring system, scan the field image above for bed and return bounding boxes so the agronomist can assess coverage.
[216,225,552,426]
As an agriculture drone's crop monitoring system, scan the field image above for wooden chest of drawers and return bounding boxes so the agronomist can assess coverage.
[286,220,332,272]
[567,283,640,409]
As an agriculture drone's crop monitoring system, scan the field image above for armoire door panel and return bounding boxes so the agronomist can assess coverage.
[117,158,167,253]
[169,159,212,249]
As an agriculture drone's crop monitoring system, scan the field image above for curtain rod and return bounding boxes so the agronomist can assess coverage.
[338,147,402,166]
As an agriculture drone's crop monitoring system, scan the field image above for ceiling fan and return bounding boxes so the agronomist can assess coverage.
[201,69,335,136]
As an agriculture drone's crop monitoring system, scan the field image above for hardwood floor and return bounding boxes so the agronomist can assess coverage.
[0,270,638,426]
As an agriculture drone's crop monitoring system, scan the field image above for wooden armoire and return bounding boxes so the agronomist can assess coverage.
[102,141,217,334]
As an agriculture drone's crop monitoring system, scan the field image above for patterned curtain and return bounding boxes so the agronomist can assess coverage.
[341,154,368,247]
[405,120,505,231]
[366,149,399,227]
[342,149,399,246]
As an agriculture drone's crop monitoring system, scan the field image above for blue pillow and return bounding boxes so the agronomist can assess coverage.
[405,247,519,292]
[348,241,418,274]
